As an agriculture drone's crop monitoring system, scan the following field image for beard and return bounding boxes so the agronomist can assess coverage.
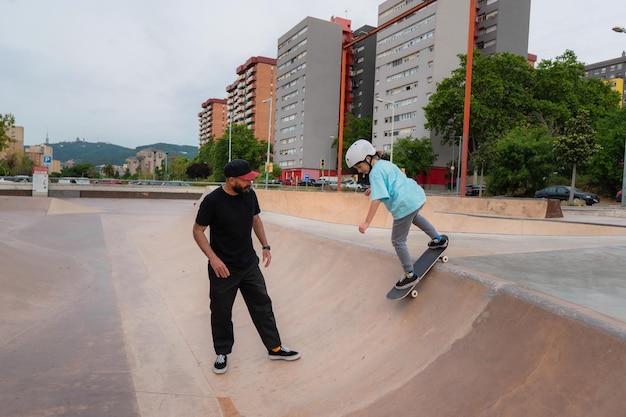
[233,183,251,194]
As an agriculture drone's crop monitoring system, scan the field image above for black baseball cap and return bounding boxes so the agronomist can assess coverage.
[224,159,260,180]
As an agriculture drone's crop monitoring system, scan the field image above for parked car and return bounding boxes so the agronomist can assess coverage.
[163,181,191,186]
[617,190,622,203]
[130,180,164,186]
[534,185,600,206]
[297,179,319,187]
[344,179,366,191]
[465,184,485,196]
[93,179,123,184]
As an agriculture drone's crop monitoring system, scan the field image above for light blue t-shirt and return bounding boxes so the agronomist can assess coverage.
[368,159,426,220]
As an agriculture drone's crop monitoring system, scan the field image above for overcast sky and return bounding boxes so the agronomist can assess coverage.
[1,0,625,149]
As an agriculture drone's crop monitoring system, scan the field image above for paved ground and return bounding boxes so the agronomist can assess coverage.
[1,195,625,417]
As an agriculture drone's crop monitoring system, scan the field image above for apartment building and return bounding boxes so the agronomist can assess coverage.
[198,98,227,147]
[372,0,530,184]
[585,51,626,108]
[273,16,348,182]
[198,57,276,149]
[350,25,377,120]
[226,56,277,144]
[24,144,61,173]
[0,126,24,160]
[124,148,167,176]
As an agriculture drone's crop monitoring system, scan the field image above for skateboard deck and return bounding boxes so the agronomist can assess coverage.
[386,242,448,300]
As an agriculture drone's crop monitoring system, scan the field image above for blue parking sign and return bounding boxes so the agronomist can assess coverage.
[304,173,310,181]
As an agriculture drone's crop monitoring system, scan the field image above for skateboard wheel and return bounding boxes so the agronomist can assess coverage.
[411,290,419,298]
[441,256,448,263]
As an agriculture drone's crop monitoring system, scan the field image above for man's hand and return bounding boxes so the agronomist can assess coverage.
[261,248,271,267]
[209,254,230,278]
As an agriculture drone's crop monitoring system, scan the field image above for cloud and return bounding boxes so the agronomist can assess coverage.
[2,0,623,148]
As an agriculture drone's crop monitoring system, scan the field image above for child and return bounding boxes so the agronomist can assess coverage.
[345,139,448,290]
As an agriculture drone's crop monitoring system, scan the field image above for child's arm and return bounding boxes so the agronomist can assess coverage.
[359,199,381,233]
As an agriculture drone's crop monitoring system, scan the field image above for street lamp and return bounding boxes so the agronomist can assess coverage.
[164,152,169,181]
[613,25,626,207]
[376,98,395,162]
[262,97,273,189]
[228,113,232,162]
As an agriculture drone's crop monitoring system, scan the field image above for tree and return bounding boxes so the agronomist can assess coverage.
[4,152,34,175]
[488,126,555,196]
[0,113,16,152]
[186,162,212,179]
[102,164,116,178]
[393,137,438,179]
[169,156,192,180]
[332,113,373,169]
[424,49,620,196]
[532,50,619,135]
[212,124,267,182]
[553,109,602,204]
[588,105,626,193]
[424,51,533,174]
[62,163,98,178]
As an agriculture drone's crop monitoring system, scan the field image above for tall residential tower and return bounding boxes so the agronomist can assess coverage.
[372,0,531,182]
[273,16,349,182]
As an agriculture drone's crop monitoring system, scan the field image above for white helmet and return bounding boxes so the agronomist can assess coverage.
[345,139,376,168]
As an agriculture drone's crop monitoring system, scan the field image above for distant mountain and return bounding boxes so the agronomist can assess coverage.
[49,140,198,166]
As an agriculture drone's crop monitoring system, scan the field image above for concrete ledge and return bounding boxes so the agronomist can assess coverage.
[254,190,562,227]
[0,183,204,200]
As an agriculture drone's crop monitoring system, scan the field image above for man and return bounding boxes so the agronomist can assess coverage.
[193,159,300,374]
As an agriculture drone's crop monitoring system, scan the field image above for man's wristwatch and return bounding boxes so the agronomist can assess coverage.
[262,245,271,250]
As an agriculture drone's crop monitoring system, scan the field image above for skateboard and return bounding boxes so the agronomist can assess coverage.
[386,242,448,300]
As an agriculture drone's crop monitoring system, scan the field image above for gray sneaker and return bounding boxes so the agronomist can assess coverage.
[213,354,228,374]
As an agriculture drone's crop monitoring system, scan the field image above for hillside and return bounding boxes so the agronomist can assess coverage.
[50,141,198,166]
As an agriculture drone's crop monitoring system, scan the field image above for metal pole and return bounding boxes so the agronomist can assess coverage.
[376,98,395,162]
[263,97,273,189]
[228,116,232,162]
[165,152,168,181]
[613,26,626,207]
[460,0,477,197]
[621,144,626,208]
[390,102,395,163]
[457,136,462,195]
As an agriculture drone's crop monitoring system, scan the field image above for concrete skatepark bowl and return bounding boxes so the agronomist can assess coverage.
[1,192,625,417]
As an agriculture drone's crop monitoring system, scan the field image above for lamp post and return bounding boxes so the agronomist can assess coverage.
[376,98,395,162]
[612,26,626,207]
[228,114,232,162]
[262,97,273,189]
[164,152,168,181]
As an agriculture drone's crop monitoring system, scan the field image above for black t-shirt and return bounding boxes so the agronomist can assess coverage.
[195,186,261,269]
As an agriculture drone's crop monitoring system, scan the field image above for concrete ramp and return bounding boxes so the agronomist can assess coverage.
[133,208,626,416]
[1,196,625,416]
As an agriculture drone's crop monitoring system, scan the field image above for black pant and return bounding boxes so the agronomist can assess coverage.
[208,262,281,355]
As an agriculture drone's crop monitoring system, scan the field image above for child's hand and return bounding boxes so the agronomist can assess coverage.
[364,188,371,197]
[359,222,369,233]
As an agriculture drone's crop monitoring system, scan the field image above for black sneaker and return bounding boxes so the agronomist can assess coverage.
[428,235,449,249]
[395,271,418,290]
[213,354,228,374]
[268,346,301,361]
